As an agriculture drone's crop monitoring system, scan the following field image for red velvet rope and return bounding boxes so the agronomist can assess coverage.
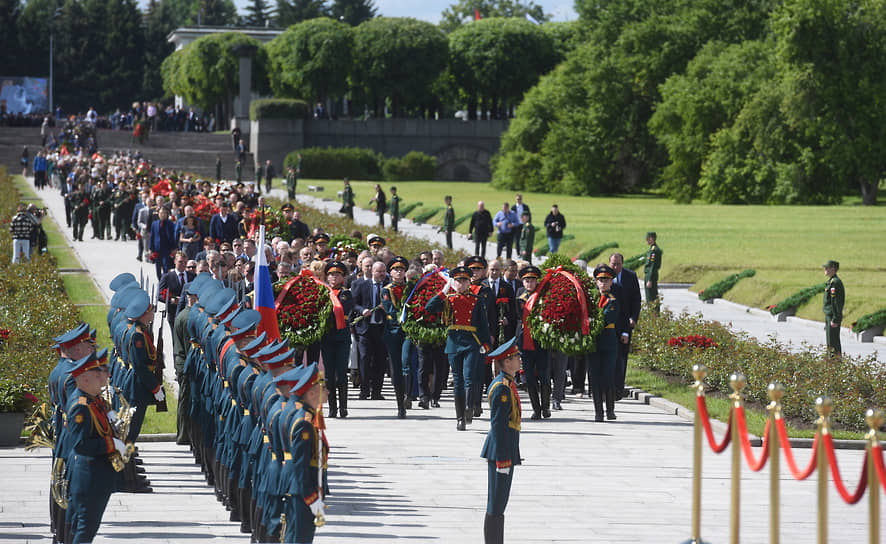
[872,443,886,495]
[775,418,818,480]
[695,395,732,453]
[734,406,769,472]
[822,434,868,504]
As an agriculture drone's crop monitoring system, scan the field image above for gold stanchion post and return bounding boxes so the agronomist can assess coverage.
[682,364,709,544]
[767,383,784,544]
[815,396,833,544]
[729,372,747,544]
[866,409,883,544]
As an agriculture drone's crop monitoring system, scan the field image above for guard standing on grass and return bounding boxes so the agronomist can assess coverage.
[642,231,662,310]
[822,260,844,357]
[389,186,401,232]
[480,336,522,544]
[286,165,298,200]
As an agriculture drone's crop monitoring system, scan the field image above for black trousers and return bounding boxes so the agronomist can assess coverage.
[357,325,387,397]
[496,232,513,259]
[418,345,448,401]
[474,236,488,258]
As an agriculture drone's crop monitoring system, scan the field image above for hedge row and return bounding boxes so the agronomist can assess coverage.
[250,98,311,120]
[698,269,755,301]
[632,306,886,433]
[284,147,436,181]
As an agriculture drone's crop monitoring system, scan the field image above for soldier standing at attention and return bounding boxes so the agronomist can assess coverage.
[389,186,401,232]
[443,195,455,249]
[481,336,522,544]
[122,290,165,443]
[285,165,297,201]
[588,264,619,422]
[65,349,125,544]
[822,260,844,357]
[643,231,662,311]
[341,178,354,219]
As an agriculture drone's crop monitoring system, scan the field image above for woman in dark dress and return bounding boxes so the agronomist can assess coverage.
[179,215,202,260]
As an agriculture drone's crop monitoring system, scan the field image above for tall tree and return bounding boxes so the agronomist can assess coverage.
[142,0,179,101]
[242,0,271,26]
[330,0,376,26]
[440,0,548,33]
[275,0,328,27]
[0,0,23,74]
[189,0,237,26]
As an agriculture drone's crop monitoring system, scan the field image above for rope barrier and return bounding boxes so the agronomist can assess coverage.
[775,418,818,480]
[734,406,769,472]
[873,443,886,495]
[696,395,732,453]
[822,434,868,505]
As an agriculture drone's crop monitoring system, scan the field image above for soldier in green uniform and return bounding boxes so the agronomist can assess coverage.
[442,195,455,249]
[341,178,354,219]
[588,264,620,422]
[389,186,401,232]
[71,183,90,242]
[481,337,522,544]
[65,348,124,544]
[285,164,297,201]
[517,211,535,262]
[642,231,662,311]
[822,260,844,357]
[94,180,112,240]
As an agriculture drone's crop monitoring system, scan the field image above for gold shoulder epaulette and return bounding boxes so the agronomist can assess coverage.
[78,396,88,405]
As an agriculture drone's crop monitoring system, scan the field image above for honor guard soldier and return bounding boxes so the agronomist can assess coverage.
[71,183,90,242]
[466,255,495,417]
[425,266,491,431]
[283,362,329,544]
[822,260,844,357]
[481,337,522,544]
[321,260,354,418]
[382,256,410,418]
[313,232,331,260]
[642,231,662,310]
[367,234,385,256]
[122,290,165,442]
[589,264,619,422]
[516,266,551,419]
[65,349,125,544]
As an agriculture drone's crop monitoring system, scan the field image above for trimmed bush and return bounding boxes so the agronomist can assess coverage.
[382,151,437,181]
[769,282,827,315]
[250,98,310,120]
[698,269,756,301]
[285,147,383,181]
[623,252,646,271]
[577,242,619,263]
[453,212,473,229]
[851,308,886,333]
[633,306,886,433]
[413,207,443,224]
[399,202,423,218]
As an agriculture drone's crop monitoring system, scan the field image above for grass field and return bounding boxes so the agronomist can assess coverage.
[291,180,885,327]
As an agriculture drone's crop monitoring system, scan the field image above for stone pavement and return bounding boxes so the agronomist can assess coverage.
[0,178,882,542]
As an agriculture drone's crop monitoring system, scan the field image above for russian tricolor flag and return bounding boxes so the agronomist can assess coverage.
[255,225,281,341]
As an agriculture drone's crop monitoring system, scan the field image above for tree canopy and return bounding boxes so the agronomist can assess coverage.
[440,0,548,33]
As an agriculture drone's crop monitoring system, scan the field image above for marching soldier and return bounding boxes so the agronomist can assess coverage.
[65,349,125,544]
[822,260,844,357]
[467,256,495,418]
[321,260,354,418]
[589,264,619,422]
[515,266,551,419]
[642,231,662,310]
[382,256,410,418]
[481,337,522,544]
[425,266,491,431]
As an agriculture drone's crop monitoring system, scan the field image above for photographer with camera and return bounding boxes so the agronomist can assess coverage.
[10,203,38,262]
[543,204,567,254]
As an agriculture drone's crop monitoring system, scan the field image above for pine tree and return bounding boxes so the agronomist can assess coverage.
[329,0,376,26]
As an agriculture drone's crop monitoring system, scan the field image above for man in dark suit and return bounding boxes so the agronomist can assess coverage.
[209,201,239,245]
[351,260,390,400]
[609,252,642,399]
[158,251,194,328]
[468,201,493,258]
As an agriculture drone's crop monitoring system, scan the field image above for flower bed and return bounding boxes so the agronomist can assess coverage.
[632,306,886,433]
[401,269,448,347]
[667,335,718,349]
[0,379,39,413]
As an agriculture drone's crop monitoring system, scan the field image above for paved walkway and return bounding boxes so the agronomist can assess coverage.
[0,178,881,543]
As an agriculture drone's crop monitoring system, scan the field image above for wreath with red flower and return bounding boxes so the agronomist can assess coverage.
[191,194,219,225]
[245,208,286,240]
[527,267,603,355]
[274,271,333,348]
[401,270,448,347]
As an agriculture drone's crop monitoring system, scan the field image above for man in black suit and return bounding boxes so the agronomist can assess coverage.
[609,252,642,399]
[158,251,194,328]
[352,260,390,400]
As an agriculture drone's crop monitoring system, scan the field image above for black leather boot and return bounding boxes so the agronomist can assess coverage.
[592,385,605,422]
[327,384,338,418]
[338,384,348,418]
[394,383,406,419]
[605,388,617,420]
[527,385,542,419]
[455,391,466,431]
[464,386,474,425]
[541,382,552,419]
[484,514,504,544]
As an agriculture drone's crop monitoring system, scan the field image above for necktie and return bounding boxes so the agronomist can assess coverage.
[179,272,185,287]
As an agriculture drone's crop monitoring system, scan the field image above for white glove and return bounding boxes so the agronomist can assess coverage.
[309,499,325,517]
[153,388,165,402]
[113,438,127,458]
[496,466,511,475]
[441,278,453,295]
[107,410,118,423]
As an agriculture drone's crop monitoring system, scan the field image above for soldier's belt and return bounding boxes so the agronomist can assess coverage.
[448,325,478,332]
[191,342,200,349]
[605,324,615,329]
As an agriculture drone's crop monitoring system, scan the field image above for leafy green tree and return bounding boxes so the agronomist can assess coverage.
[14,0,60,82]
[242,0,271,26]
[542,20,584,61]
[448,17,556,119]
[162,32,270,117]
[189,0,237,26]
[330,0,376,26]
[275,0,328,26]
[142,0,179,100]
[0,0,23,75]
[351,17,447,117]
[89,0,145,110]
[440,0,548,33]
[265,17,353,103]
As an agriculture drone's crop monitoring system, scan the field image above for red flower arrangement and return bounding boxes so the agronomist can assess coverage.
[191,194,219,224]
[668,335,718,349]
[245,208,286,240]
[274,270,333,347]
[402,269,448,347]
[0,329,11,342]
[527,267,603,355]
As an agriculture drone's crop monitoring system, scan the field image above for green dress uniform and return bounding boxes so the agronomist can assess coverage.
[643,240,662,308]
[823,273,844,356]
[443,204,455,249]
[588,292,619,421]
[341,184,354,219]
[390,194,401,232]
[517,222,536,261]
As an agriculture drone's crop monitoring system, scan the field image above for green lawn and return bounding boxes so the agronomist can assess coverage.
[303,180,886,327]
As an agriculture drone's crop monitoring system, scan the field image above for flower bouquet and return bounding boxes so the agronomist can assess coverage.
[402,269,448,347]
[191,194,219,225]
[274,270,333,348]
[526,266,603,355]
